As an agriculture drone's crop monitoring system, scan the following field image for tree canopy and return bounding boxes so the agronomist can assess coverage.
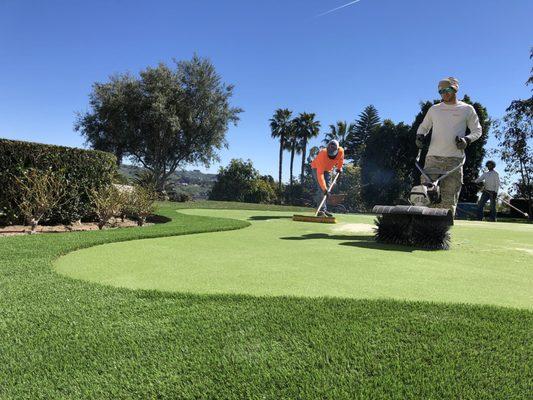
[345,105,380,162]
[322,121,355,148]
[360,120,416,208]
[76,55,242,191]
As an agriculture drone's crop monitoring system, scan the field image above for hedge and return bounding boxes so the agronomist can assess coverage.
[0,139,117,225]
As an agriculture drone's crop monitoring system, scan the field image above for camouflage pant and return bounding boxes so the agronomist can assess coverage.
[422,156,463,216]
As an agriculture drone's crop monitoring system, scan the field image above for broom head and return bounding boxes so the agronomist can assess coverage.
[292,214,337,224]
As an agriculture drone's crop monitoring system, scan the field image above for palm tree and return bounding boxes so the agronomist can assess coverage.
[322,121,355,148]
[270,109,293,193]
[295,113,321,184]
[284,122,303,196]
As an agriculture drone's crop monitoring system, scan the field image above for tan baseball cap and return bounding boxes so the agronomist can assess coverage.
[438,77,459,92]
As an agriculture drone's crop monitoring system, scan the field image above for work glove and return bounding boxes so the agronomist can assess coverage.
[323,190,330,197]
[455,136,470,150]
[415,134,425,149]
[337,168,343,176]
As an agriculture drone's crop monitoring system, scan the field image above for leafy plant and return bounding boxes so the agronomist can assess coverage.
[14,168,67,233]
[0,138,116,225]
[123,185,157,226]
[88,185,123,229]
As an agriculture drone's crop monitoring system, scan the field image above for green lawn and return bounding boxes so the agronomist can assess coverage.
[56,209,533,309]
[1,201,532,399]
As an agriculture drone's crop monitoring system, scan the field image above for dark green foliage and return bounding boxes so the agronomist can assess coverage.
[322,121,355,148]
[74,73,139,166]
[76,55,242,191]
[209,159,278,204]
[360,120,417,208]
[0,139,116,225]
[335,164,363,211]
[345,104,380,162]
[0,201,530,399]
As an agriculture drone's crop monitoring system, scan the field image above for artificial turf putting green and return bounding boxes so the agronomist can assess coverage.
[55,209,533,309]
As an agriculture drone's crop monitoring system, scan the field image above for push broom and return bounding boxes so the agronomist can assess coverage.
[293,172,340,223]
[481,189,529,218]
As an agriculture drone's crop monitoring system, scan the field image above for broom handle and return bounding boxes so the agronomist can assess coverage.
[415,149,465,184]
[315,172,340,216]
[482,190,529,218]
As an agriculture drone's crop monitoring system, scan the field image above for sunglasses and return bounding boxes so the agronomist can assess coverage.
[438,87,456,95]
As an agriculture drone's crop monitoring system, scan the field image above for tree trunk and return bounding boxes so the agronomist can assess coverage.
[289,143,295,202]
[300,135,307,184]
[278,137,284,200]
[519,159,533,220]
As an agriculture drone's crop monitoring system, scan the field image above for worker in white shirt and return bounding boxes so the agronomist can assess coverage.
[416,77,482,216]
[475,160,500,222]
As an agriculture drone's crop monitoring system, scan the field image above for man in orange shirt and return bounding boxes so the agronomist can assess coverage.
[310,140,344,217]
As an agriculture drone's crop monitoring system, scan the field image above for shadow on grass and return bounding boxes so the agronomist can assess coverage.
[147,214,173,224]
[248,215,293,221]
[280,233,430,253]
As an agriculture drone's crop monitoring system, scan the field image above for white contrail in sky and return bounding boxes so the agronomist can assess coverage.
[316,0,363,18]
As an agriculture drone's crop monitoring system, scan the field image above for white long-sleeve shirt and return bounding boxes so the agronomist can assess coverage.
[475,170,500,192]
[417,101,482,158]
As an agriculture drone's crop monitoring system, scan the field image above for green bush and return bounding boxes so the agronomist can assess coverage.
[209,159,280,204]
[122,185,157,226]
[0,139,117,225]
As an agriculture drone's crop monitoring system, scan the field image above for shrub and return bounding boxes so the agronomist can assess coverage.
[123,185,157,226]
[0,139,117,225]
[88,185,123,229]
[13,168,68,233]
[209,159,280,204]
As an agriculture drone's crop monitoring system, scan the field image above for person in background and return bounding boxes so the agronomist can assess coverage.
[416,77,482,216]
[475,160,500,222]
[310,140,344,217]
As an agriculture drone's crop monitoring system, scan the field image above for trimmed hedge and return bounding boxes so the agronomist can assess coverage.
[0,139,117,225]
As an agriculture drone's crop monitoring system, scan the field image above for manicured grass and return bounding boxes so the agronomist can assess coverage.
[1,201,532,399]
[55,209,533,309]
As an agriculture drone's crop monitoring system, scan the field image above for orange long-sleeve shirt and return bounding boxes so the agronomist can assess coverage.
[311,147,344,191]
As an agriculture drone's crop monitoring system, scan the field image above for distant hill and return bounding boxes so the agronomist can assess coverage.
[119,164,217,199]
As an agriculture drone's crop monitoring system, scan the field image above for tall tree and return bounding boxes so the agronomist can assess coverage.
[322,121,355,148]
[360,120,416,208]
[295,112,321,184]
[269,108,293,194]
[493,49,532,219]
[410,96,491,202]
[345,105,380,163]
[76,55,242,191]
[75,74,139,166]
[284,126,303,197]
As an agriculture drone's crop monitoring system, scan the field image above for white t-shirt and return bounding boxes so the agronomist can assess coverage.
[417,101,482,158]
[475,170,500,192]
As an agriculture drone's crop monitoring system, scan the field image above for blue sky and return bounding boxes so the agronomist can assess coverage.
[1,0,532,181]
